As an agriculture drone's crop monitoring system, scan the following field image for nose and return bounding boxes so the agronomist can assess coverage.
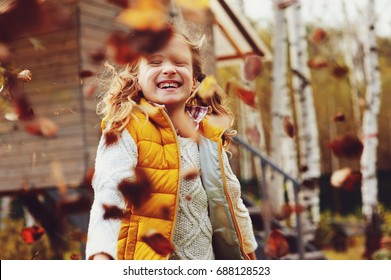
[162,61,177,75]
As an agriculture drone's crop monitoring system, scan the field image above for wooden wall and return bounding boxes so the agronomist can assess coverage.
[0,0,121,193]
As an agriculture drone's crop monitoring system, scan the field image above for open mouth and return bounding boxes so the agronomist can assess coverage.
[157,81,182,89]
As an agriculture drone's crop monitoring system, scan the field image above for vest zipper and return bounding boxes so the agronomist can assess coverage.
[160,109,181,260]
[218,141,250,260]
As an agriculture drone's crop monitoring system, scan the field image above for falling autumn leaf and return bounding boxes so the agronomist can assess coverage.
[312,28,327,43]
[24,117,59,138]
[79,70,95,79]
[332,65,349,78]
[330,167,352,187]
[13,95,34,121]
[117,0,166,31]
[328,134,363,158]
[175,0,209,10]
[342,172,362,192]
[245,126,260,146]
[107,0,129,8]
[282,116,295,138]
[104,130,119,146]
[333,112,346,122]
[197,75,218,99]
[264,229,290,259]
[182,167,200,180]
[57,194,92,216]
[107,27,173,65]
[89,49,106,64]
[278,0,297,9]
[21,226,45,244]
[141,230,174,256]
[103,204,125,220]
[118,168,152,208]
[243,55,262,81]
[307,56,328,69]
[234,85,256,108]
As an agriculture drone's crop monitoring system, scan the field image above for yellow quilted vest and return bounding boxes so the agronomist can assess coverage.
[116,99,248,260]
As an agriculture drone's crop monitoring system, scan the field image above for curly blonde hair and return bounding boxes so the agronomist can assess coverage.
[96,23,236,146]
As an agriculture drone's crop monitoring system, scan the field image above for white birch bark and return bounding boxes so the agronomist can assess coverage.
[286,0,321,226]
[270,0,298,215]
[360,0,381,218]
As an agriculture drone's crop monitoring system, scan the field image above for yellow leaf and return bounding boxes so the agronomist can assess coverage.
[175,0,209,10]
[117,0,165,30]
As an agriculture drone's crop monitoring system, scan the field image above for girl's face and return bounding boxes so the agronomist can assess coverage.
[137,34,196,110]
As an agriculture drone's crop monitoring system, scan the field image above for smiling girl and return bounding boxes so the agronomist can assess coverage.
[85,23,258,260]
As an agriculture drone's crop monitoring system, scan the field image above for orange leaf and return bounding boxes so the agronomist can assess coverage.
[21,226,45,244]
[234,85,256,108]
[307,57,328,69]
[117,0,165,31]
[243,55,262,81]
[312,28,327,43]
[118,168,152,208]
[24,118,59,138]
[264,229,289,259]
[141,230,174,256]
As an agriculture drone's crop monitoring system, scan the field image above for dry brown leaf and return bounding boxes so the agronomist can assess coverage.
[243,55,262,81]
[141,229,174,256]
[118,168,152,208]
[182,167,200,180]
[327,134,363,158]
[102,204,125,220]
[282,116,295,138]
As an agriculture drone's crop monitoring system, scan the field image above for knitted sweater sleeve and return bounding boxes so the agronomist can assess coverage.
[222,150,258,254]
[85,129,138,260]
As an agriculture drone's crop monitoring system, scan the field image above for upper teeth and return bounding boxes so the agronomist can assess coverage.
[159,82,180,89]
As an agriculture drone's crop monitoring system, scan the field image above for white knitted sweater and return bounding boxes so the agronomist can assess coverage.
[85,129,258,260]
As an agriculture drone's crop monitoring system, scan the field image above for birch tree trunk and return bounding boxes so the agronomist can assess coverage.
[360,0,381,218]
[270,0,298,215]
[286,0,321,226]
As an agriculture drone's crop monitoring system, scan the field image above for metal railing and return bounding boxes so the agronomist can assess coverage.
[233,136,304,259]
